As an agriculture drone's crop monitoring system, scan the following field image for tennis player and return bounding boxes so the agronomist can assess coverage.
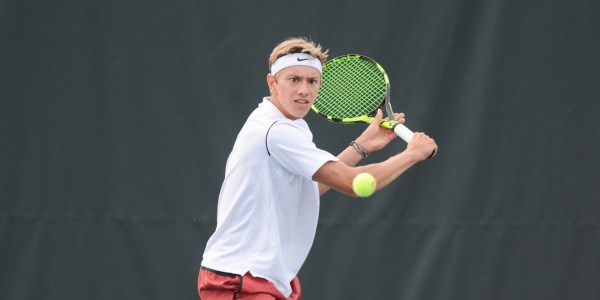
[198,37,437,300]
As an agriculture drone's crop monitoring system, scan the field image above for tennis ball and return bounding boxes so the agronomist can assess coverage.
[352,172,377,197]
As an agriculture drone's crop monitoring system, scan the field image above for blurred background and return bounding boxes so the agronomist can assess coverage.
[1,0,599,299]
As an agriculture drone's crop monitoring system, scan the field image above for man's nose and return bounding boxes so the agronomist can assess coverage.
[298,80,310,95]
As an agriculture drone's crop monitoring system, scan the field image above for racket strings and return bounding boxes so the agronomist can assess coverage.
[315,57,386,118]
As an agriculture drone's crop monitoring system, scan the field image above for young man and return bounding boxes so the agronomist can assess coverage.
[199,37,437,300]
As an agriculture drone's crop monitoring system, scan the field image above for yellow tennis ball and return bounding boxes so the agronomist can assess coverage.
[352,172,377,197]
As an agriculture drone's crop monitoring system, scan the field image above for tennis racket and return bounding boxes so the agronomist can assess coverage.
[312,54,436,157]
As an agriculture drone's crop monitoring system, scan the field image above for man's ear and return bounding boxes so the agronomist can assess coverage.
[267,73,277,94]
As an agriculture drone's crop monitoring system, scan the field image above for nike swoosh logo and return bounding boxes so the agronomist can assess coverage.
[297,57,310,61]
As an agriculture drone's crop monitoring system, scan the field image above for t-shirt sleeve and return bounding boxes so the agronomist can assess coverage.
[266,121,338,179]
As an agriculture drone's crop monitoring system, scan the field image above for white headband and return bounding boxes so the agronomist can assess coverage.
[270,53,322,75]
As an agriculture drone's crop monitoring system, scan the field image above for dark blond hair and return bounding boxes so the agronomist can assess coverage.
[268,37,329,70]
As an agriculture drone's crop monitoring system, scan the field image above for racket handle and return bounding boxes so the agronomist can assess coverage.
[393,124,437,158]
[393,123,413,143]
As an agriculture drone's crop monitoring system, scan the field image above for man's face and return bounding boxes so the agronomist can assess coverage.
[267,66,321,120]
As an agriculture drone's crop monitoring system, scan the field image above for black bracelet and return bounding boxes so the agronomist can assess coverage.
[350,141,369,158]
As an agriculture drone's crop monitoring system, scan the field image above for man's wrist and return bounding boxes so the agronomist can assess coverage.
[401,149,424,163]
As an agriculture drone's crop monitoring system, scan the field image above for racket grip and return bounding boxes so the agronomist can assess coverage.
[393,124,414,143]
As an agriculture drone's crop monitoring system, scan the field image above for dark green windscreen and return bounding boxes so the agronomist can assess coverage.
[1,1,599,299]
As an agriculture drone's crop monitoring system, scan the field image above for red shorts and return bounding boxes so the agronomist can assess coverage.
[198,266,301,300]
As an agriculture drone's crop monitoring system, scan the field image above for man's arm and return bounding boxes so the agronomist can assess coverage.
[315,110,437,197]
[317,143,364,195]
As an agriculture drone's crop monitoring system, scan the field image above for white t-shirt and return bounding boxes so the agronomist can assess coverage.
[201,98,338,297]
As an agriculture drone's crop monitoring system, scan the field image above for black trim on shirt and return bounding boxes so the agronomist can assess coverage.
[265,121,279,156]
